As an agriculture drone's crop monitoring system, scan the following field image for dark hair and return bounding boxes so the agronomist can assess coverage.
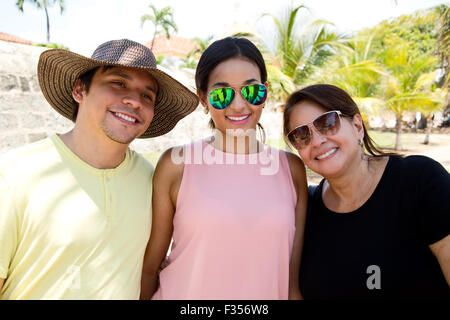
[72,66,114,121]
[283,84,400,157]
[195,37,267,140]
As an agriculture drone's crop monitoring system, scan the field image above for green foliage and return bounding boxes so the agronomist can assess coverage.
[360,7,441,62]
[155,55,164,65]
[141,4,178,49]
[290,4,448,150]
[258,4,346,102]
[16,0,64,13]
[16,0,65,43]
[34,42,69,50]
[179,57,198,70]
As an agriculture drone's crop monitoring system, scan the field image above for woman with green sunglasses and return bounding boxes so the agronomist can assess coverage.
[141,37,308,300]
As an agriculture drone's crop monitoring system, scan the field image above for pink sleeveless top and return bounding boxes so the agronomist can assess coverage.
[152,140,297,300]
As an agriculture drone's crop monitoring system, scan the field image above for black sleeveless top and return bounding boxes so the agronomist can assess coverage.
[300,156,450,299]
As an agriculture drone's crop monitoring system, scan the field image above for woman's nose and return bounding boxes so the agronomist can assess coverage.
[228,91,247,113]
[309,125,327,146]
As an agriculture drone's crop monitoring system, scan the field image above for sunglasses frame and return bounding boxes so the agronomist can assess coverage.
[286,110,349,150]
[208,83,267,110]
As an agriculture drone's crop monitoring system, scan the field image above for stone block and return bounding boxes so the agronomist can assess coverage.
[30,75,40,92]
[0,113,18,132]
[27,93,50,113]
[0,133,26,152]
[19,76,30,92]
[44,111,73,132]
[0,94,17,112]
[28,132,47,143]
[0,74,18,91]
[21,113,45,129]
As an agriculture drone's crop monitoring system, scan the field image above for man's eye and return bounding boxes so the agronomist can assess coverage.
[142,94,153,101]
[112,81,124,87]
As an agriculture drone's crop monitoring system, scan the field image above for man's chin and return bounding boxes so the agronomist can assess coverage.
[105,132,138,145]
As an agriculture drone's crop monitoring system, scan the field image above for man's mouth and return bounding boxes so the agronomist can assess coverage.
[112,111,138,124]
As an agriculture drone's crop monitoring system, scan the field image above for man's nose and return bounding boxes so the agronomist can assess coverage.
[122,91,143,109]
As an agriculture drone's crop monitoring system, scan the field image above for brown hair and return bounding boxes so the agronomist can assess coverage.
[72,66,114,121]
[283,84,400,157]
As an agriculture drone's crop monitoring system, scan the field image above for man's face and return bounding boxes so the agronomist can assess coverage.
[73,66,158,144]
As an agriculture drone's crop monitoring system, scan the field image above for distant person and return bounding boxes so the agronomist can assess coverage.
[140,37,308,300]
[0,39,198,299]
[283,84,450,299]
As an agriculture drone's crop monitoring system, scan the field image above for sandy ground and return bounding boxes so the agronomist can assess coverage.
[306,132,450,185]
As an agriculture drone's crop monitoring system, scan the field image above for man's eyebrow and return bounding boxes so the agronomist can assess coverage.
[109,71,157,93]
[109,71,132,80]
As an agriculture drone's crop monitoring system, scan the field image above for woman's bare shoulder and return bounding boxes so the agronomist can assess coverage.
[154,146,185,182]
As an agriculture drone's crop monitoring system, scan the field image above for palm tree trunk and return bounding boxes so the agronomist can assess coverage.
[423,115,432,145]
[150,27,159,50]
[394,113,402,150]
[45,5,50,43]
[150,35,155,50]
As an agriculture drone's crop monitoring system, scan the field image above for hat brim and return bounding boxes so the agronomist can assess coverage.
[38,49,199,138]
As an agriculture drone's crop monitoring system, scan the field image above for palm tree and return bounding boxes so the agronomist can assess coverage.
[179,36,214,70]
[186,35,213,60]
[380,41,440,150]
[16,0,64,43]
[437,6,449,115]
[307,35,387,117]
[407,72,446,145]
[261,4,346,87]
[141,4,178,50]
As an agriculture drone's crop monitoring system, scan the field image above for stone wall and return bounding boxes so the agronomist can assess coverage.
[0,40,73,153]
[0,40,285,156]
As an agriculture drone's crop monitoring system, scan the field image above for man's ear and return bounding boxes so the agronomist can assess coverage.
[72,79,85,104]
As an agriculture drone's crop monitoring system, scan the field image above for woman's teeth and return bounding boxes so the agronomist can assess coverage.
[226,114,249,121]
[316,148,337,160]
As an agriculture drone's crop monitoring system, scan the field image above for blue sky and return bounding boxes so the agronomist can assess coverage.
[0,0,447,56]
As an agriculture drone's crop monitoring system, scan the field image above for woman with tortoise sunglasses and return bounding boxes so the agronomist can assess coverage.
[284,84,450,300]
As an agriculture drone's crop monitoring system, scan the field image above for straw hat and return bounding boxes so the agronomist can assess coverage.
[37,39,199,138]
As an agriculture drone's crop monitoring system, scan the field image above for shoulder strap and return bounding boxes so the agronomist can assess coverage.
[308,185,318,197]
[306,184,319,218]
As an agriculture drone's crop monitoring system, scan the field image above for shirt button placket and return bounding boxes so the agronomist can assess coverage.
[104,173,114,220]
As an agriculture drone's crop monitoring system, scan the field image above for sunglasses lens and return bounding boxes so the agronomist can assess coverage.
[314,111,341,136]
[241,84,267,105]
[209,87,235,109]
[288,125,311,150]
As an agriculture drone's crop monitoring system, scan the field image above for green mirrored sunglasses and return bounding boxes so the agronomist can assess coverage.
[208,84,267,110]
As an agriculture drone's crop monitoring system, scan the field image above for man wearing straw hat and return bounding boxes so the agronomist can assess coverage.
[0,39,198,299]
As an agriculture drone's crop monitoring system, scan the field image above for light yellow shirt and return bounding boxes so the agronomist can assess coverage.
[0,134,153,299]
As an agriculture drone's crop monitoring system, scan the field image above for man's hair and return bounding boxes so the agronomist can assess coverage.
[72,66,114,121]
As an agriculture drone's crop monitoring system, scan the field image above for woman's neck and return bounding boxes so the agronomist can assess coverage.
[211,130,262,154]
[322,155,388,213]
